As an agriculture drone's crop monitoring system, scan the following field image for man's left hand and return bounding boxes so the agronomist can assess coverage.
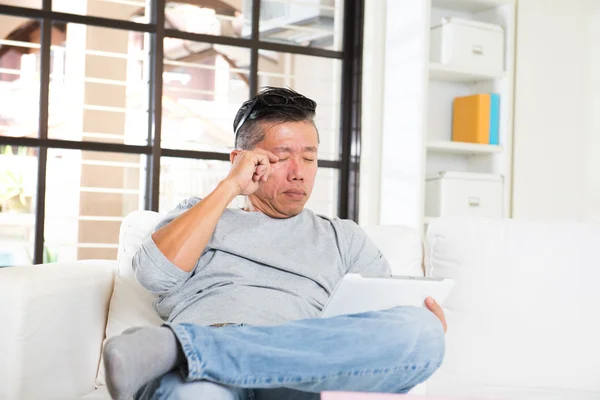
[425,297,447,333]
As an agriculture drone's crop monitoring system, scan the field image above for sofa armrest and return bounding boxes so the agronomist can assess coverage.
[0,260,116,399]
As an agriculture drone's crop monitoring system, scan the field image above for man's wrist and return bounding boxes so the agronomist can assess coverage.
[217,179,241,200]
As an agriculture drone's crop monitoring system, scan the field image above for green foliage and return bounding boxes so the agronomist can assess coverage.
[0,146,30,210]
[43,245,58,264]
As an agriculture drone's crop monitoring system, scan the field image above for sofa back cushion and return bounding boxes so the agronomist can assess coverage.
[363,225,423,277]
[425,217,600,398]
[95,210,163,387]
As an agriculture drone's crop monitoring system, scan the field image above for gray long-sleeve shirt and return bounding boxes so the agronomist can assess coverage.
[133,197,391,326]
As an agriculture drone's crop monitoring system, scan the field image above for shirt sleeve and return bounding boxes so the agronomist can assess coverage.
[132,197,201,295]
[339,219,392,277]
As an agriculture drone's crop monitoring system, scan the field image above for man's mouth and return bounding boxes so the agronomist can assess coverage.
[283,189,305,199]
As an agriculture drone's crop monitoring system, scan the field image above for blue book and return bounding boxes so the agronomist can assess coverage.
[489,93,500,145]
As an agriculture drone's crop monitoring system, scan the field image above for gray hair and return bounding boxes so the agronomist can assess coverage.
[233,87,319,150]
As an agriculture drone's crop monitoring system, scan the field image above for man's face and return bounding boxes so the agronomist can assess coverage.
[249,121,319,218]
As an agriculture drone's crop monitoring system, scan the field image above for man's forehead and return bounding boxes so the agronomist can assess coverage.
[258,121,319,152]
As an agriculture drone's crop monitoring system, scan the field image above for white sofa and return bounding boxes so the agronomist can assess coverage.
[1,213,599,399]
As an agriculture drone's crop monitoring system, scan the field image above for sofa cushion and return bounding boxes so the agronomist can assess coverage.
[425,217,600,398]
[95,211,164,387]
[0,261,116,399]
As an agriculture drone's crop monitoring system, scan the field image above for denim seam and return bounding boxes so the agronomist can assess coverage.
[221,361,442,386]
[172,324,206,380]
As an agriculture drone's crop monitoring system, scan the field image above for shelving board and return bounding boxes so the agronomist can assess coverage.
[427,140,504,155]
[429,63,505,83]
[431,0,516,13]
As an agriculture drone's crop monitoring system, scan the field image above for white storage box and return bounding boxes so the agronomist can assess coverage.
[425,172,503,218]
[430,17,504,72]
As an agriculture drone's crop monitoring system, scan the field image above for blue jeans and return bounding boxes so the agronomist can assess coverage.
[135,306,445,399]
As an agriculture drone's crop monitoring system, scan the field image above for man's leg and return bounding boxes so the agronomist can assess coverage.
[135,371,249,400]
[105,306,444,399]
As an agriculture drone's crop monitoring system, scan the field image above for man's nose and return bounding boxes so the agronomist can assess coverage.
[287,158,304,181]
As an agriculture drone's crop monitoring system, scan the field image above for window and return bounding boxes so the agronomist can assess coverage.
[0,0,363,266]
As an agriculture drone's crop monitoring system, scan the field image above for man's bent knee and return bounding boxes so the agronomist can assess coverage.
[378,307,446,392]
[384,306,446,368]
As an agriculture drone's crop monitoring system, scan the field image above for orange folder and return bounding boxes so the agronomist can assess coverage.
[452,94,491,144]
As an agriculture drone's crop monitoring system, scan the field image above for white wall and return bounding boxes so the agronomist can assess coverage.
[513,0,600,221]
[359,0,430,230]
[359,0,386,227]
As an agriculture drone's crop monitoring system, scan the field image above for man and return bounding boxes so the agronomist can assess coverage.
[103,87,446,400]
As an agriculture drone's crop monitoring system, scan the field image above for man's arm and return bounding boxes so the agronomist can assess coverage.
[150,181,239,273]
[132,198,203,294]
[131,183,241,295]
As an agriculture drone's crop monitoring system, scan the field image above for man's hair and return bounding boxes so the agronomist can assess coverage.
[233,87,318,150]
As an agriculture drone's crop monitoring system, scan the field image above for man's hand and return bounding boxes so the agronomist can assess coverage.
[225,150,279,196]
[425,297,447,333]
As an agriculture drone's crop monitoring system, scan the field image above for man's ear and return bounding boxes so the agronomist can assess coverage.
[230,150,241,164]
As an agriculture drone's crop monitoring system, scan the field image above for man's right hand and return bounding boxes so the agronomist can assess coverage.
[224,150,279,196]
[425,297,447,333]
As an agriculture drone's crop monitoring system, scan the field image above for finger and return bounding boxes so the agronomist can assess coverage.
[255,149,280,164]
[256,167,266,182]
[425,297,447,332]
[256,153,273,168]
[265,151,280,163]
[255,162,269,180]
[260,161,272,177]
[253,159,270,181]
[263,162,275,182]
[255,165,266,179]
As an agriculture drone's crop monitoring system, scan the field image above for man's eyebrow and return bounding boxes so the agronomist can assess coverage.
[272,146,292,153]
[272,146,317,153]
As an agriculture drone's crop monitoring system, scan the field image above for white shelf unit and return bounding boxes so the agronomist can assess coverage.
[424,0,516,228]
[374,0,515,232]
[427,140,504,155]
[429,63,505,82]
[431,0,515,13]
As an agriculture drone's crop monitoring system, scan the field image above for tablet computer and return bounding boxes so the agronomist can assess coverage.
[320,273,454,318]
